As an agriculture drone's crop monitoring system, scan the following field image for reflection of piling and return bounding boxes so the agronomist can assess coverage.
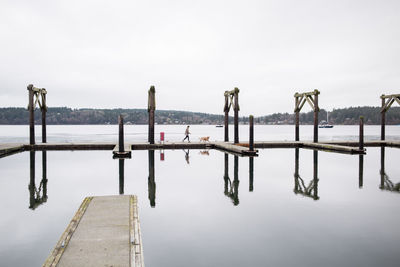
[148,150,156,207]
[148,86,156,144]
[313,150,319,200]
[28,85,35,145]
[42,151,48,201]
[29,150,35,209]
[359,155,364,188]
[249,115,254,151]
[294,148,299,190]
[359,116,364,150]
[233,156,239,205]
[234,88,239,144]
[224,153,229,195]
[249,157,254,192]
[380,147,385,189]
[119,159,124,195]
[119,115,124,153]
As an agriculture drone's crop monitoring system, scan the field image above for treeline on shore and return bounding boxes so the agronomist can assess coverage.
[0,106,399,125]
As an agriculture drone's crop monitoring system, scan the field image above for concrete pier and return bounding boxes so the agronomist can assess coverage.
[43,195,144,267]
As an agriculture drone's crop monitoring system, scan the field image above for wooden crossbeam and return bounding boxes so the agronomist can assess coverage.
[381,94,400,113]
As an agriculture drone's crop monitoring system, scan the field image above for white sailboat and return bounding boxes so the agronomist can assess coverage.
[319,111,334,128]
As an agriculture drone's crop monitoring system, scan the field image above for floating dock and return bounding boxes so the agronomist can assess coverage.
[43,195,144,267]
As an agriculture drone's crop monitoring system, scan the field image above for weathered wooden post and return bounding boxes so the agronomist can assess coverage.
[249,157,254,192]
[148,150,156,207]
[234,88,239,144]
[359,116,364,150]
[41,89,47,143]
[224,94,229,142]
[118,115,124,153]
[119,159,124,195]
[148,86,156,144]
[249,115,254,151]
[313,90,319,143]
[295,96,300,141]
[27,84,35,145]
[381,95,385,141]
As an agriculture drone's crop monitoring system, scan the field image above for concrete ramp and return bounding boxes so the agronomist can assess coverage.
[43,195,144,267]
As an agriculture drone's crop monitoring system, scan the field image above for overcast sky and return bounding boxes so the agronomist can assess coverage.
[0,0,399,116]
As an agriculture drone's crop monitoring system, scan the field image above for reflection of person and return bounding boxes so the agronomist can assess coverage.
[183,149,190,164]
[182,125,190,142]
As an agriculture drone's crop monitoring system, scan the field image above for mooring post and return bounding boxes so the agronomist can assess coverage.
[359,116,364,150]
[148,150,156,207]
[224,94,229,142]
[119,159,124,195]
[41,90,47,143]
[249,157,254,192]
[234,87,239,144]
[313,90,319,143]
[27,84,35,145]
[249,115,254,151]
[295,96,300,141]
[381,95,385,141]
[148,86,156,144]
[118,115,124,153]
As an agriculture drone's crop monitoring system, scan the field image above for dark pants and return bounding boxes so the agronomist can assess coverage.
[183,135,190,142]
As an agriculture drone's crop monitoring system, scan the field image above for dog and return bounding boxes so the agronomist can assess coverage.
[199,136,210,142]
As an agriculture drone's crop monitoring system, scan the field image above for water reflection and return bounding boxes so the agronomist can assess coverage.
[119,159,124,195]
[223,154,240,206]
[183,149,190,164]
[359,155,364,188]
[249,157,254,192]
[380,147,400,192]
[293,148,319,200]
[28,150,48,210]
[148,150,156,207]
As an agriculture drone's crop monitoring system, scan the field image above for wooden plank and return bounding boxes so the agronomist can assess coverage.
[214,142,258,156]
[0,143,25,158]
[44,195,144,267]
[303,142,365,154]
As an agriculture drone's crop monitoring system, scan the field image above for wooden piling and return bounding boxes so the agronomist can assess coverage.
[249,115,254,151]
[359,116,364,150]
[41,90,47,143]
[295,96,300,141]
[313,90,319,143]
[381,95,385,141]
[224,109,229,142]
[148,86,156,144]
[118,115,124,153]
[234,87,239,144]
[27,84,35,145]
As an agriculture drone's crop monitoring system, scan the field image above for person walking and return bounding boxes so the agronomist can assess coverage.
[183,125,190,142]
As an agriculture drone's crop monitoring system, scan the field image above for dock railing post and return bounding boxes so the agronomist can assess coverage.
[224,94,229,142]
[148,86,156,144]
[41,89,47,143]
[381,95,385,141]
[118,115,124,153]
[27,84,35,145]
[234,87,239,144]
[359,116,364,150]
[249,115,254,151]
[313,90,319,143]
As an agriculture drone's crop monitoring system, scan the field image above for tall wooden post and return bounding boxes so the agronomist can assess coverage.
[224,94,229,142]
[381,95,385,141]
[41,90,47,143]
[148,150,156,207]
[295,96,299,141]
[119,159,124,195]
[359,116,364,150]
[28,84,35,145]
[249,157,254,192]
[313,90,319,143]
[249,115,254,151]
[234,88,239,144]
[148,86,156,144]
[118,115,124,152]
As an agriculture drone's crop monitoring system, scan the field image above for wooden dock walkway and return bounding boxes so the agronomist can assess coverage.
[43,195,144,267]
[2,140,399,158]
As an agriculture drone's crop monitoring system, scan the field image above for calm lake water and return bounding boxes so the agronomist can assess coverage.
[0,125,400,267]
